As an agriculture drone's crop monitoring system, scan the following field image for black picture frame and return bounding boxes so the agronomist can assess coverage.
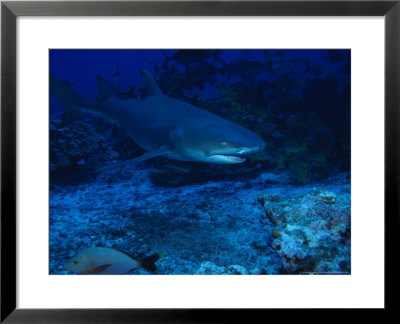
[1,0,398,322]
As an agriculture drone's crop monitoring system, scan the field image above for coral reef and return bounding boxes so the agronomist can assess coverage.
[50,121,112,173]
[258,185,350,274]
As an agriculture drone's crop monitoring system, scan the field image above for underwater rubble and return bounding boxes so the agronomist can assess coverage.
[50,168,350,275]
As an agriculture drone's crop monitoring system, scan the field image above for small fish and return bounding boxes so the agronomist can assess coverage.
[64,247,164,274]
[163,50,222,70]
[112,65,121,94]
[222,59,264,82]
[271,130,284,138]
[273,50,284,57]
[265,55,308,74]
[253,122,278,135]
[111,67,138,99]
[306,64,324,76]
[323,50,347,64]
[76,158,86,165]
[186,62,221,85]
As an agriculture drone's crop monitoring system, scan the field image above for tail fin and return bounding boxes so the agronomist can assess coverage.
[96,75,117,101]
[139,252,164,273]
[50,74,87,126]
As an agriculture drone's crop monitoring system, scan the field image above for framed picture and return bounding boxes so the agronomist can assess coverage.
[1,0,397,321]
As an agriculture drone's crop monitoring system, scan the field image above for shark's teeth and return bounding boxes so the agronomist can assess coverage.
[209,154,246,164]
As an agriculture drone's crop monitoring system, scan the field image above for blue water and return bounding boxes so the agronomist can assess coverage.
[49,49,351,275]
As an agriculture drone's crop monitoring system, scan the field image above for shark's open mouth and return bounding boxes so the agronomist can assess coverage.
[210,154,246,163]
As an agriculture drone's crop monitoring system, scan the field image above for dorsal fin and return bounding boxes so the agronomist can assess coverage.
[141,70,163,97]
[96,75,117,101]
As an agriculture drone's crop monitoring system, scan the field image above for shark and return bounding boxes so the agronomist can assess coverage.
[50,70,266,170]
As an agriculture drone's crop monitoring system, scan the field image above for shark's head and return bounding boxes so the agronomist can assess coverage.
[171,119,266,164]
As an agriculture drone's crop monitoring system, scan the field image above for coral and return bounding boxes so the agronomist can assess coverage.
[319,190,336,204]
[226,265,249,275]
[50,121,112,172]
[195,262,249,275]
[258,188,350,274]
[195,262,225,275]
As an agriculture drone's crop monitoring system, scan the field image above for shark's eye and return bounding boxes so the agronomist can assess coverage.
[73,260,78,264]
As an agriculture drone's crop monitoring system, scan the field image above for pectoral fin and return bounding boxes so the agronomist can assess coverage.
[95,146,170,173]
[111,125,129,143]
[89,264,112,274]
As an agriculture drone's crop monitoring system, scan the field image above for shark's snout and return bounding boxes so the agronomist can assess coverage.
[237,136,266,155]
[257,139,266,152]
[207,138,266,164]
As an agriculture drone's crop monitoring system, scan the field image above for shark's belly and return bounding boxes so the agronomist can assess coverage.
[163,152,194,162]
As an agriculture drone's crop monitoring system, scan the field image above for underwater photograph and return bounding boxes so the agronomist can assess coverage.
[49,49,351,275]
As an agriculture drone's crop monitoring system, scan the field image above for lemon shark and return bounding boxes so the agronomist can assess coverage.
[50,71,266,170]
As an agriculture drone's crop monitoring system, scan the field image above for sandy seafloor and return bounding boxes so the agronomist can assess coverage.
[50,165,350,275]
